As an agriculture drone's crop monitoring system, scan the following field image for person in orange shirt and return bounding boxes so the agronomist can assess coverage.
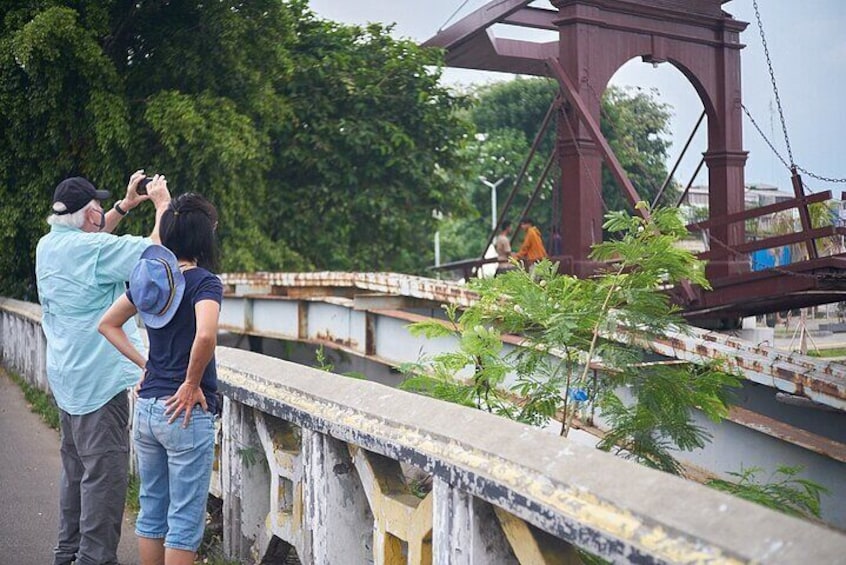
[514,218,548,267]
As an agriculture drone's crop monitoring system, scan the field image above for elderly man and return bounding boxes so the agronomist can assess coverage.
[36,172,170,565]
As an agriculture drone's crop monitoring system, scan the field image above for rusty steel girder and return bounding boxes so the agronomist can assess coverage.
[220,271,479,308]
[220,272,846,413]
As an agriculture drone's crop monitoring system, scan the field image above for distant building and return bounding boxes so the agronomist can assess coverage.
[680,183,797,233]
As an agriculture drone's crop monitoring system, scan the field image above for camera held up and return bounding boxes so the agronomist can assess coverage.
[136,177,153,195]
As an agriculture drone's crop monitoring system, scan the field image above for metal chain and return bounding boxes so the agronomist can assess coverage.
[795,166,846,184]
[741,104,791,172]
[743,104,846,184]
[752,0,794,167]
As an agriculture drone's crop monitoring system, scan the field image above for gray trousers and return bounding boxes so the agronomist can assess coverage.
[54,392,129,565]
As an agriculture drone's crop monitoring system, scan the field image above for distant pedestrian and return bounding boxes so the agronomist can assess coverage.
[494,220,515,275]
[100,193,222,565]
[514,217,548,268]
[35,171,170,565]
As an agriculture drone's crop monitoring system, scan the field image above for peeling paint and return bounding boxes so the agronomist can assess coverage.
[4,295,846,563]
[215,356,846,563]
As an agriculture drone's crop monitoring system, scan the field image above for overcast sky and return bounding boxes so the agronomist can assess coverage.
[308,0,846,196]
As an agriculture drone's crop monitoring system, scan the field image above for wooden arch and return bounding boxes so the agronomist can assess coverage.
[426,0,749,278]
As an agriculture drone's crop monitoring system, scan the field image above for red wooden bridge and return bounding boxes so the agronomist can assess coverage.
[425,0,846,327]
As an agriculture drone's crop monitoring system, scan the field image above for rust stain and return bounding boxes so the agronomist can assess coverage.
[314,330,359,349]
[215,271,846,410]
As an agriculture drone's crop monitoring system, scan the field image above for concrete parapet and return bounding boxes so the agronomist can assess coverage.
[3,297,846,562]
[216,346,846,563]
[0,297,47,392]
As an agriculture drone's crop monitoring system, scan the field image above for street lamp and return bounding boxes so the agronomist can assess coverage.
[479,176,506,231]
[432,209,444,268]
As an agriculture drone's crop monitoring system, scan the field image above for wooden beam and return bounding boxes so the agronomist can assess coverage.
[688,190,831,231]
[546,58,648,218]
[422,0,532,50]
[698,226,846,260]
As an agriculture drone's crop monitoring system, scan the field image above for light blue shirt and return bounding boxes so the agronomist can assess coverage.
[36,225,151,415]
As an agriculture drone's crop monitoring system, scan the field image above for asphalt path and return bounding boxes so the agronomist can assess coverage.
[0,369,139,565]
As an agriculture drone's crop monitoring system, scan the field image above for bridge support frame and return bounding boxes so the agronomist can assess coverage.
[549,0,749,278]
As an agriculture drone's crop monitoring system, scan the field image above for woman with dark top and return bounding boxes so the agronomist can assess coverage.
[99,192,223,565]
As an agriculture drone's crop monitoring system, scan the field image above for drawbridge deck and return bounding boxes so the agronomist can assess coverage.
[681,254,846,322]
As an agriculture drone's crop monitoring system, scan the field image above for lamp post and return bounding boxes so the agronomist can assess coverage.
[432,209,444,268]
[479,176,506,231]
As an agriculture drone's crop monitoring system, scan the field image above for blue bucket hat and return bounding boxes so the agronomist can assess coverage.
[130,245,185,329]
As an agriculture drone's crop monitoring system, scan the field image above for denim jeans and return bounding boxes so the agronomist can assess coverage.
[133,396,215,552]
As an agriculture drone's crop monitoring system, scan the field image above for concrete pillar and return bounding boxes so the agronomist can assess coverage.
[303,429,373,564]
[221,399,272,561]
[433,478,518,564]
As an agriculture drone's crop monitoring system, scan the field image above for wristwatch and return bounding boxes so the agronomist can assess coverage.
[114,200,129,216]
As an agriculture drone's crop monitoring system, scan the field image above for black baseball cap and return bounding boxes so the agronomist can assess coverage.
[52,177,111,215]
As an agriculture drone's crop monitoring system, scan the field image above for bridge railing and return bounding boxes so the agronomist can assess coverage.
[2,297,845,563]
[688,189,844,264]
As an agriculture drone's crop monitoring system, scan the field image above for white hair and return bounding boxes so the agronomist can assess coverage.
[47,199,97,228]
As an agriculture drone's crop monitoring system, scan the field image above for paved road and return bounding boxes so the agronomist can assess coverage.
[0,370,139,565]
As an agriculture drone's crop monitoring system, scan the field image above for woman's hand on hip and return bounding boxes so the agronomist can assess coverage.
[164,382,208,427]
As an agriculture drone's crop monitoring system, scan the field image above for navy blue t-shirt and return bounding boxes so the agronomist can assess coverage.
[128,267,224,414]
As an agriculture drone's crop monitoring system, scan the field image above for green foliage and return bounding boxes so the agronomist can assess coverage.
[707,465,828,520]
[126,473,141,514]
[0,0,471,298]
[600,87,677,212]
[806,347,846,358]
[596,363,737,475]
[408,205,739,475]
[236,445,265,470]
[469,78,560,157]
[313,345,372,380]
[439,80,675,263]
[315,345,334,373]
[267,14,473,273]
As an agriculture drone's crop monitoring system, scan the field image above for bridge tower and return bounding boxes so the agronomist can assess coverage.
[427,0,749,279]
[551,0,748,278]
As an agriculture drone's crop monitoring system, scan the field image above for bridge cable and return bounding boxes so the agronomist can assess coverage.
[752,0,794,168]
[437,0,474,32]
[742,103,792,173]
[751,1,846,184]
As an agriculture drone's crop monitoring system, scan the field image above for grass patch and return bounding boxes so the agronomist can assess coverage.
[197,497,242,565]
[6,369,60,430]
[806,347,846,358]
[126,473,141,514]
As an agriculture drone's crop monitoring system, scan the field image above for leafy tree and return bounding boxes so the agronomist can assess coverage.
[439,79,677,264]
[406,204,739,475]
[408,204,828,515]
[0,0,471,299]
[599,86,678,212]
[470,77,560,158]
[267,17,472,272]
[707,465,828,520]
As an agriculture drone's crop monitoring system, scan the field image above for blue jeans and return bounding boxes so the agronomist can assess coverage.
[133,396,215,552]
